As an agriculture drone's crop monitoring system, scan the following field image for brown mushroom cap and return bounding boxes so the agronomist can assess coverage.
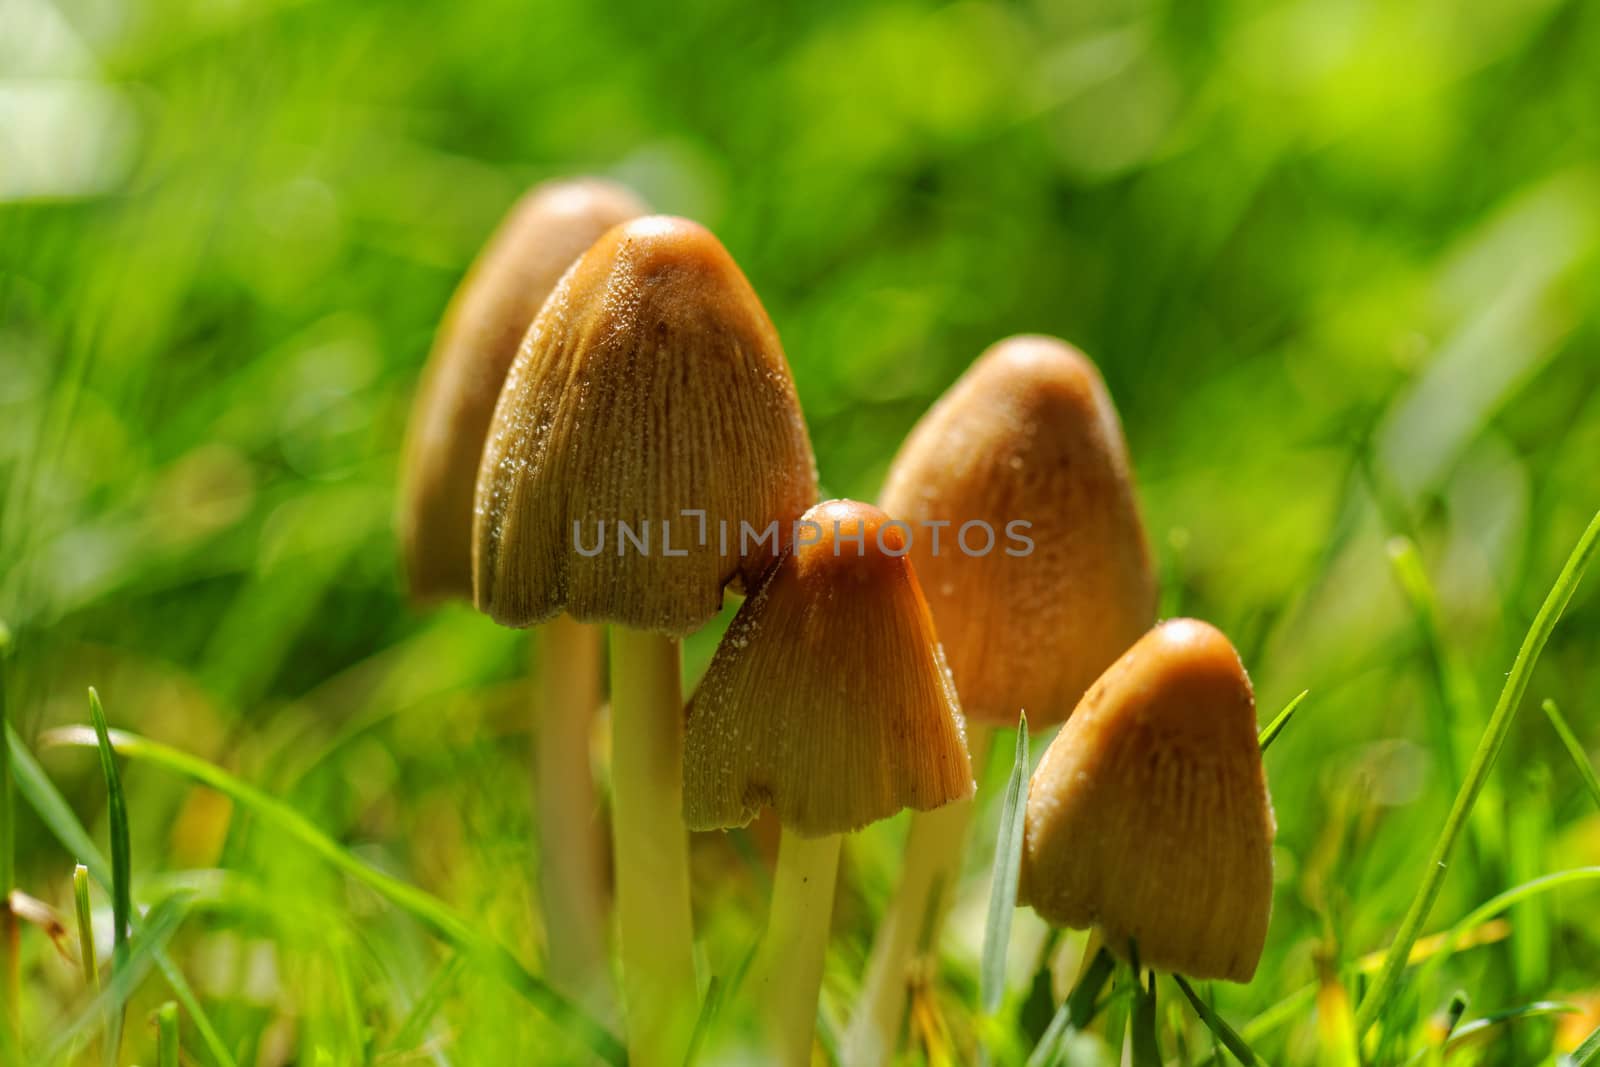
[1020,618,1275,982]
[683,500,974,837]
[399,178,647,604]
[473,216,818,635]
[880,335,1156,725]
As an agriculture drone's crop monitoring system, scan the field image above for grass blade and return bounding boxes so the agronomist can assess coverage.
[1025,944,1118,1067]
[1175,975,1260,1065]
[1386,538,1472,781]
[1413,989,1472,1067]
[1355,507,1600,1034]
[1259,691,1309,753]
[10,724,239,1067]
[42,894,190,1063]
[73,861,101,1067]
[1247,866,1600,1046]
[9,725,101,869]
[1068,945,1116,1029]
[980,713,1029,1015]
[386,952,466,1058]
[1543,699,1600,810]
[41,724,625,1066]
[1411,866,1600,999]
[684,973,724,1067]
[1387,535,1505,879]
[1026,1000,1074,1067]
[152,953,230,1067]
[1444,1001,1576,1051]
[1439,990,1469,1040]
[1566,1021,1600,1066]
[73,864,97,990]
[156,1001,179,1067]
[1130,972,1161,1067]
[87,688,130,1067]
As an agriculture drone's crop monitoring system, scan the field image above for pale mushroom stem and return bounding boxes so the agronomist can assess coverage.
[609,628,698,1067]
[845,725,994,1066]
[750,829,842,1067]
[532,616,610,1013]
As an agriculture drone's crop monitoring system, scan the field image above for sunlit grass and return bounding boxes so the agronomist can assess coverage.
[1358,509,1600,1036]
[35,722,623,1064]
[3,0,1600,1063]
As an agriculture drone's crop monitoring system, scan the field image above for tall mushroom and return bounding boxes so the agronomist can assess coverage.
[684,499,974,1066]
[849,335,1156,1064]
[1022,618,1276,982]
[474,216,817,1066]
[401,179,646,602]
[397,177,644,1003]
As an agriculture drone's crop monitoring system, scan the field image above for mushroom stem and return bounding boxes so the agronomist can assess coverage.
[609,627,697,1066]
[750,829,842,1067]
[532,616,610,1012]
[844,725,993,1066]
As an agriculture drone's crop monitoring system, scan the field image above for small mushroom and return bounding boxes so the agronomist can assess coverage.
[395,178,644,1008]
[399,178,645,603]
[684,499,973,1065]
[1021,618,1276,983]
[474,216,817,1067]
[850,335,1156,1064]
[473,215,818,635]
[880,334,1156,726]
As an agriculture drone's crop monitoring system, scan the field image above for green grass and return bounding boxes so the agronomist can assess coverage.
[86,688,129,1067]
[36,723,622,1064]
[1258,690,1309,754]
[1569,1022,1600,1066]
[72,864,96,992]
[1358,509,1600,1035]
[4,0,1600,1063]
[155,1001,178,1067]
[1545,700,1600,812]
[980,713,1028,1018]
[1175,974,1260,1066]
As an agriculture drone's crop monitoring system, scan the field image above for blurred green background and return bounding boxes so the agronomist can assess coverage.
[3,0,1600,1062]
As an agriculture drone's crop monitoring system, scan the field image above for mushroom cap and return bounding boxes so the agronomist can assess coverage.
[1020,619,1275,982]
[399,178,647,604]
[683,500,974,837]
[880,335,1156,725]
[473,216,818,635]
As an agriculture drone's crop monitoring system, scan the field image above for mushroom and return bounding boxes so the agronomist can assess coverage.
[396,177,644,1005]
[400,178,646,603]
[684,499,973,1066]
[881,334,1155,725]
[474,216,817,1066]
[849,335,1155,1063]
[1022,618,1276,982]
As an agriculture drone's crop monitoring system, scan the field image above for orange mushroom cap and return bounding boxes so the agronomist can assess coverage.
[399,178,647,604]
[880,335,1155,725]
[473,216,818,635]
[1021,619,1276,982]
[684,500,974,836]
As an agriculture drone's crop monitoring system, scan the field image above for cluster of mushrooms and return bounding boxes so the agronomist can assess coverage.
[399,179,1277,1066]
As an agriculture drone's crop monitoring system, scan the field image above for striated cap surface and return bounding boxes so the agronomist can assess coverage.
[684,500,973,836]
[473,216,818,634]
[1020,618,1275,982]
[399,178,647,603]
[880,335,1155,724]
